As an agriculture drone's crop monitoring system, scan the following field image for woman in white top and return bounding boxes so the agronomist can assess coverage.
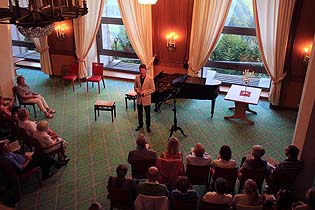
[32,120,68,162]
[17,108,37,136]
[186,143,211,166]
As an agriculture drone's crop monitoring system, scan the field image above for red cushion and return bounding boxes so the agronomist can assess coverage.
[62,75,77,80]
[87,76,102,82]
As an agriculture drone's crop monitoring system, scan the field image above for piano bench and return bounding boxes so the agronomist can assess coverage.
[125,90,137,111]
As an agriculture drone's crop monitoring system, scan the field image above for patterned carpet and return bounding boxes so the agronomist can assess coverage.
[14,68,297,210]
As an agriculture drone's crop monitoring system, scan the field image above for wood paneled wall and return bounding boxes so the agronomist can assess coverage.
[48,20,76,76]
[280,0,315,108]
[152,0,194,75]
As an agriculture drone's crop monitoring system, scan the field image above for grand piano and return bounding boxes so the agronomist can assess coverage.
[152,72,221,117]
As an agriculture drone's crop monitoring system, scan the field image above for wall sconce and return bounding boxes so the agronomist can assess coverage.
[303,44,313,63]
[166,32,178,51]
[54,23,68,40]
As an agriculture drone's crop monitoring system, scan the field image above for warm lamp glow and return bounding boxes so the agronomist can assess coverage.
[166,32,178,51]
[138,0,158,4]
[54,23,68,40]
[303,44,313,63]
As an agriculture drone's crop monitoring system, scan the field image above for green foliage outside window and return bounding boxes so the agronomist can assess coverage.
[210,34,262,62]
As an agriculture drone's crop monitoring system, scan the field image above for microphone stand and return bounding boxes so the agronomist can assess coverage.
[169,87,187,138]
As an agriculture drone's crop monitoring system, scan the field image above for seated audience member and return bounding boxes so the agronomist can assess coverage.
[136,166,169,196]
[107,164,136,198]
[17,108,57,138]
[15,75,55,118]
[293,187,315,210]
[202,177,233,207]
[0,96,14,119]
[0,140,56,179]
[212,145,237,168]
[160,136,183,160]
[186,143,211,166]
[276,189,293,210]
[233,179,263,207]
[88,202,104,210]
[17,108,37,136]
[239,145,270,176]
[128,134,157,163]
[170,176,198,200]
[32,121,68,162]
[267,145,304,193]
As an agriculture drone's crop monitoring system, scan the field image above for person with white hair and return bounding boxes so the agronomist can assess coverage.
[32,120,68,163]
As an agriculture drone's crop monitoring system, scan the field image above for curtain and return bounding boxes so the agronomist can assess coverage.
[118,0,154,76]
[253,0,296,105]
[73,0,105,78]
[188,0,232,76]
[32,36,52,75]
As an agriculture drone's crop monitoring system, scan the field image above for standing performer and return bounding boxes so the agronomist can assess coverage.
[134,64,155,133]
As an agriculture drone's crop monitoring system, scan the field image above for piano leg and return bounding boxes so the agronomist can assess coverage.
[210,99,216,118]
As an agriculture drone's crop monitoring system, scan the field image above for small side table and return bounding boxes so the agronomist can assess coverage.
[94,100,116,122]
[125,90,137,110]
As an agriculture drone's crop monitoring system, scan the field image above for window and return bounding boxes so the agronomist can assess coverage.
[11,25,38,60]
[97,0,140,73]
[204,0,270,90]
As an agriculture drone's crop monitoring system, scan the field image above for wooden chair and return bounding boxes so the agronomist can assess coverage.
[212,167,239,194]
[236,204,263,210]
[61,63,81,92]
[107,186,134,210]
[156,158,185,188]
[170,198,198,210]
[0,160,41,202]
[199,199,230,210]
[16,127,35,152]
[129,159,157,180]
[86,62,105,93]
[238,168,265,193]
[186,164,211,190]
[12,86,37,118]
[134,194,169,210]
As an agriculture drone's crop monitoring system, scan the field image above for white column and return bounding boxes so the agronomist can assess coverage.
[292,35,315,200]
[0,1,15,98]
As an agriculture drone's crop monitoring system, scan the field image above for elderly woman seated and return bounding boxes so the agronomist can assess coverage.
[17,108,57,137]
[160,136,183,160]
[233,179,263,207]
[186,143,212,166]
[32,120,69,163]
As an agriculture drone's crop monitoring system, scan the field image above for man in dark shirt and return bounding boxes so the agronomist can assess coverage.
[128,134,157,163]
[267,145,304,193]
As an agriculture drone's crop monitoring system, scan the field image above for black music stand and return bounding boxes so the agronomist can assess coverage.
[169,88,187,138]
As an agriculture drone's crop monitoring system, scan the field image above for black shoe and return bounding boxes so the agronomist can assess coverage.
[147,127,151,133]
[135,126,143,131]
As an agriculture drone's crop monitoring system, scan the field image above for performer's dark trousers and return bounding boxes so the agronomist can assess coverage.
[137,104,151,128]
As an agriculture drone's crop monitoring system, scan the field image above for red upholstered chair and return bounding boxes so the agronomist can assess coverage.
[86,62,105,93]
[61,63,81,91]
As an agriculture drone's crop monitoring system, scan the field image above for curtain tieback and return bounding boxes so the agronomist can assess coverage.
[39,47,49,54]
[146,56,155,69]
[272,72,287,85]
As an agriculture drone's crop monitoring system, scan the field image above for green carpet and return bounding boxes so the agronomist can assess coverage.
[14,68,297,210]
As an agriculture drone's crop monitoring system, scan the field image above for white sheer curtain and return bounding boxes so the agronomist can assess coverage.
[188,0,232,76]
[118,0,154,76]
[32,36,52,75]
[73,0,105,78]
[253,0,296,105]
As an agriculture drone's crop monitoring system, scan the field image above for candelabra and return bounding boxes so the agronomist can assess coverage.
[240,69,255,97]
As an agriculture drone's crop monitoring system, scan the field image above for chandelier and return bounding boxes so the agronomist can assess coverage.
[0,0,88,38]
